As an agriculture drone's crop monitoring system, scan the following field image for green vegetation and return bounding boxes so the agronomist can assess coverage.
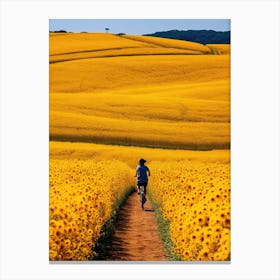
[148,190,181,261]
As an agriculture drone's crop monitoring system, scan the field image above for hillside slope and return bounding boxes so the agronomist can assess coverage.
[49,33,230,150]
[50,33,212,63]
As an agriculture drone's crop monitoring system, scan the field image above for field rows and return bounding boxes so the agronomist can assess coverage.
[50,47,204,64]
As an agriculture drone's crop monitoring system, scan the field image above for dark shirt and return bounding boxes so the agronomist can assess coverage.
[136,165,149,183]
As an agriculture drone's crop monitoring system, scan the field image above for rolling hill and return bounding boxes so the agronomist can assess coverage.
[49,32,230,150]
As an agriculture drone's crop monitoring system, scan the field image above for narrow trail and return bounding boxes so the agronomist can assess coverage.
[105,191,168,261]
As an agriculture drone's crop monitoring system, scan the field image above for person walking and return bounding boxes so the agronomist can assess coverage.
[135,158,151,195]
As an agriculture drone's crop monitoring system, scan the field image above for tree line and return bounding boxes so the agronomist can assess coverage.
[144,30,230,44]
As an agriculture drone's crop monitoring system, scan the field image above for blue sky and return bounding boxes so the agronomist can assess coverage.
[49,19,230,34]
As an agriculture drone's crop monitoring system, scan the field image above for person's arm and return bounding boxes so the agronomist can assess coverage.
[147,167,151,176]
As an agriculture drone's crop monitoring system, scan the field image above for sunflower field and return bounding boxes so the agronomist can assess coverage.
[149,161,230,261]
[49,31,230,261]
[49,159,134,260]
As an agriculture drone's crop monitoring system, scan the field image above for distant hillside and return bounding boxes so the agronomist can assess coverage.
[144,30,230,44]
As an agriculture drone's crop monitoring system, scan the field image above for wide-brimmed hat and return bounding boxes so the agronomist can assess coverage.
[139,158,146,164]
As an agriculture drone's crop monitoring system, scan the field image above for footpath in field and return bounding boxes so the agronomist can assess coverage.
[105,191,168,261]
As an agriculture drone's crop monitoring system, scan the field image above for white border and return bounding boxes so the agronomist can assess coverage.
[1,0,279,279]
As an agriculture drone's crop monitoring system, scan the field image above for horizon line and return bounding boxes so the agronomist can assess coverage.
[49,29,231,33]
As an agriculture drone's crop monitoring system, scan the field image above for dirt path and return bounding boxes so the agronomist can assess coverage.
[105,191,168,261]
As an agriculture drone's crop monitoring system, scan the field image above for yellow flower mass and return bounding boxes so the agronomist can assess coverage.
[50,142,230,261]
[49,159,134,260]
[49,32,230,261]
[148,161,230,260]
